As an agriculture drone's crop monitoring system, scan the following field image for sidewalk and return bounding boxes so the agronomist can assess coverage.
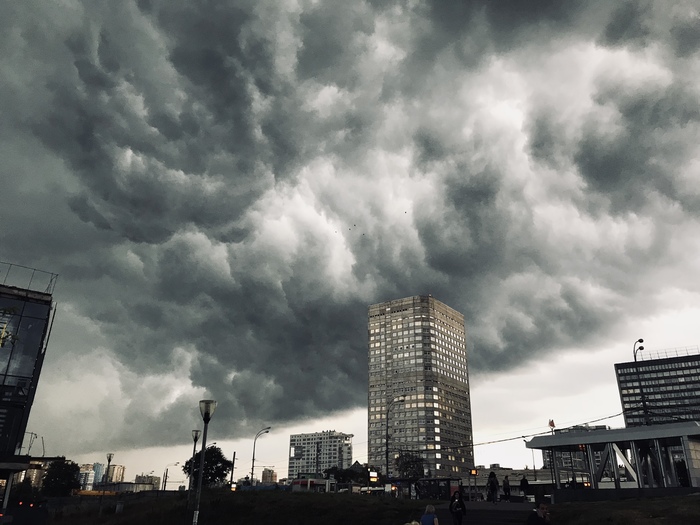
[434,500,533,525]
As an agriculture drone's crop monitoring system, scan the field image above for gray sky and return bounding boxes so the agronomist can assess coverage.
[2,0,700,478]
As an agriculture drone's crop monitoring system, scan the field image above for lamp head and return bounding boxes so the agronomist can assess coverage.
[199,400,217,423]
[106,453,114,462]
[638,345,644,351]
[637,338,644,344]
[192,429,201,442]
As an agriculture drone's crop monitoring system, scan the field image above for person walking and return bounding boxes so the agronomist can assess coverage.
[487,472,499,504]
[502,475,511,502]
[449,490,467,525]
[520,475,530,499]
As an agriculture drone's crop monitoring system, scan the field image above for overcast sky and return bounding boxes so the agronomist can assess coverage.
[2,0,700,480]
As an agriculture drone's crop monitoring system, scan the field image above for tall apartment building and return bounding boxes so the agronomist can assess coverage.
[261,468,277,484]
[615,346,700,427]
[288,430,353,479]
[109,464,126,483]
[368,295,474,478]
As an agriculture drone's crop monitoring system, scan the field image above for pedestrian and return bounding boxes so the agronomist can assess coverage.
[449,490,466,525]
[487,472,499,504]
[420,504,439,525]
[525,500,551,524]
[519,475,529,499]
[503,475,511,502]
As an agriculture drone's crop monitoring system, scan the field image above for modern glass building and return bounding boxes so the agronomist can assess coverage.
[368,295,474,478]
[0,264,57,458]
[615,347,700,427]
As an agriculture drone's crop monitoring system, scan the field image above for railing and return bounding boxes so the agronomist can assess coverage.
[0,262,58,294]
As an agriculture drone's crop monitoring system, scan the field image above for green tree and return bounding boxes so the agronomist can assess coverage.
[42,458,80,496]
[395,451,424,479]
[182,446,232,487]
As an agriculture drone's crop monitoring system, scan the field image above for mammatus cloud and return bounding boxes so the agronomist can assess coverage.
[1,0,699,453]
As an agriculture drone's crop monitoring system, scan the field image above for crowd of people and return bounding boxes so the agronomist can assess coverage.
[402,472,551,525]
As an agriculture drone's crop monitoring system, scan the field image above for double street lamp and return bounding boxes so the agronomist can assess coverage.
[193,400,217,525]
[385,395,405,477]
[251,426,271,485]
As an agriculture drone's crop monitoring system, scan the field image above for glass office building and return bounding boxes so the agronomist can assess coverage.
[0,264,56,457]
[368,295,474,477]
[615,347,700,427]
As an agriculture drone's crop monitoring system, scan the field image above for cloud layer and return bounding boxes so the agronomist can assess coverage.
[2,0,700,453]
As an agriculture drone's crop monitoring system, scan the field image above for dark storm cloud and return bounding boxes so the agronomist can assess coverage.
[2,0,700,453]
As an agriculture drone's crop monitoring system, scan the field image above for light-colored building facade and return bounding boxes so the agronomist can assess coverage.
[368,295,474,477]
[78,465,95,491]
[261,468,277,484]
[288,430,353,479]
[109,464,126,483]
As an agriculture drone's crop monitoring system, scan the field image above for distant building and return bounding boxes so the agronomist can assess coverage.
[93,462,105,484]
[78,467,95,491]
[288,430,353,479]
[542,425,607,472]
[368,295,474,477]
[134,473,160,490]
[109,464,126,483]
[615,346,700,426]
[261,468,277,484]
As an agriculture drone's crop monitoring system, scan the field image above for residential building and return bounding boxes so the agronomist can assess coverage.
[93,462,105,484]
[109,464,126,483]
[261,468,277,484]
[134,473,160,490]
[368,295,474,477]
[78,467,95,491]
[615,346,700,427]
[288,430,353,479]
[541,425,607,474]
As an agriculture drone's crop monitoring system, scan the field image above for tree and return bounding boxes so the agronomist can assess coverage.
[182,446,232,487]
[42,459,80,497]
[395,451,424,479]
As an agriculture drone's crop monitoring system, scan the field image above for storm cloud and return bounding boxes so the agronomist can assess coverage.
[2,0,700,454]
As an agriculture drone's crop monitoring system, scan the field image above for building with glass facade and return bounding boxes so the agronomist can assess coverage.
[615,347,700,427]
[288,430,353,479]
[0,265,56,458]
[368,295,474,478]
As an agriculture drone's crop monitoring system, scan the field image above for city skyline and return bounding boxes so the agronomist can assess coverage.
[2,1,700,483]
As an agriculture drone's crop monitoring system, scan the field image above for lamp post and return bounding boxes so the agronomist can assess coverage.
[162,462,179,491]
[251,426,271,486]
[98,452,114,516]
[188,430,201,505]
[633,338,649,424]
[193,400,217,525]
[524,439,537,481]
[385,395,405,477]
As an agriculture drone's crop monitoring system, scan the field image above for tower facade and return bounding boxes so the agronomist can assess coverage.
[368,295,474,478]
[288,430,353,479]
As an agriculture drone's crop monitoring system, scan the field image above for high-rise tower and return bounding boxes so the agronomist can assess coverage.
[368,295,474,478]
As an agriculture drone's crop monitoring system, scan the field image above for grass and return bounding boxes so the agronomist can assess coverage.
[45,490,700,525]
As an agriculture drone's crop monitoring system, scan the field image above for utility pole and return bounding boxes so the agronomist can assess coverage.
[230,451,236,487]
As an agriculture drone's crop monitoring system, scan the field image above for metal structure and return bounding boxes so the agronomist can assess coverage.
[527,422,700,497]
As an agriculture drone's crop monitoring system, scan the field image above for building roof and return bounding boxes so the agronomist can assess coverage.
[526,421,700,449]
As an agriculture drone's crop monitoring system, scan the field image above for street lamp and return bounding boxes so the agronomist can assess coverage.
[633,338,650,424]
[98,452,114,516]
[188,430,201,505]
[524,439,537,481]
[162,462,180,491]
[385,395,405,477]
[251,426,271,486]
[193,400,217,525]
